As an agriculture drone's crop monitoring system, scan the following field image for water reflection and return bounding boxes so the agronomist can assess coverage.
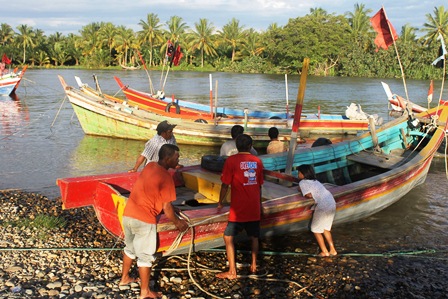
[0,94,29,137]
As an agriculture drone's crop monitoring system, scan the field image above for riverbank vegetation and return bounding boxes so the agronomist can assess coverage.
[0,4,447,79]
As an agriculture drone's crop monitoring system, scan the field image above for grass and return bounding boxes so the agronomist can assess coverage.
[6,214,67,230]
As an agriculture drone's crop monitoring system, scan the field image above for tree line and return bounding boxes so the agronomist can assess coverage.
[0,4,447,80]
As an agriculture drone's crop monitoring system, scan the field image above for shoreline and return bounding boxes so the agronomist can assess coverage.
[1,190,446,298]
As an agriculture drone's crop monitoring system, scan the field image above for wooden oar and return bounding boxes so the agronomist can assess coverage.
[285,58,310,175]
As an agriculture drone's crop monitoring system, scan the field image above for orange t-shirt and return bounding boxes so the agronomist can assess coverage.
[123,162,176,224]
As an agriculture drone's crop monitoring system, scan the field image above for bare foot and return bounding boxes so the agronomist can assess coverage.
[119,277,139,286]
[140,290,162,299]
[330,251,338,256]
[318,252,330,257]
[216,271,237,279]
[250,265,257,274]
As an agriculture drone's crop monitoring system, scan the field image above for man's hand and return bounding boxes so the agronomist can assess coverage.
[175,218,189,233]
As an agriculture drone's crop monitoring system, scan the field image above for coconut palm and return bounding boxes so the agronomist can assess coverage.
[218,18,245,62]
[188,18,217,68]
[15,24,36,64]
[346,3,372,47]
[138,13,165,66]
[98,22,117,64]
[0,23,14,47]
[242,28,264,57]
[420,6,448,45]
[114,25,137,66]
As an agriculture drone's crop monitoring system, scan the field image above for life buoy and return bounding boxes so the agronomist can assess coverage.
[194,119,208,124]
[165,102,181,114]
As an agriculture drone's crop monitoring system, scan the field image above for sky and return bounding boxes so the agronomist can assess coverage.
[5,0,446,36]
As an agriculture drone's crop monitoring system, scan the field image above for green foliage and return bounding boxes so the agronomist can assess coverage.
[6,214,67,230]
[0,5,447,79]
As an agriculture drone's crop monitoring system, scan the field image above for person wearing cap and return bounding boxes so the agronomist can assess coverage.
[129,120,178,172]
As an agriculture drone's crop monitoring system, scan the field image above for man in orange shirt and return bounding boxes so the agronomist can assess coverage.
[120,144,188,298]
[216,134,264,279]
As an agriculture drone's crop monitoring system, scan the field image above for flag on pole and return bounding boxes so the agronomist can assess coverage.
[427,80,433,104]
[2,54,11,64]
[166,40,175,58]
[370,8,398,52]
[432,33,447,68]
[172,45,183,66]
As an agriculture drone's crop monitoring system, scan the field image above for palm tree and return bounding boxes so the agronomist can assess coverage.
[188,18,217,67]
[164,16,189,56]
[79,23,101,57]
[420,6,448,45]
[138,13,165,66]
[98,22,117,64]
[345,3,372,47]
[15,24,36,64]
[0,23,14,47]
[218,18,245,62]
[400,24,417,43]
[114,25,137,66]
[242,28,264,57]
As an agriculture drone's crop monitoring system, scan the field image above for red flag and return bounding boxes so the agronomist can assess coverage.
[172,45,183,66]
[137,50,148,70]
[370,8,398,52]
[2,54,11,64]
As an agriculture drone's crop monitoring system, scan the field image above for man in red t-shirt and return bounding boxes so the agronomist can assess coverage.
[216,134,264,279]
[119,144,188,298]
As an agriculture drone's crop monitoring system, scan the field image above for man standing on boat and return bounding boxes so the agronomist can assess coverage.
[220,125,258,156]
[217,134,264,279]
[120,144,188,298]
[129,120,178,172]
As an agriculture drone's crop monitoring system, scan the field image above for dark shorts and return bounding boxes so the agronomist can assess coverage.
[224,221,260,238]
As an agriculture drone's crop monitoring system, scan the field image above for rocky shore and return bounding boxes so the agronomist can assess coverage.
[1,190,447,299]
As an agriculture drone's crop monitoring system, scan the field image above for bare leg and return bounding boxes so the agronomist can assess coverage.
[120,252,137,285]
[216,235,238,279]
[313,232,330,256]
[250,237,259,273]
[323,230,337,255]
[138,266,162,299]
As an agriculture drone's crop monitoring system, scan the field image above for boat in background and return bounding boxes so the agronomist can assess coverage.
[114,76,371,134]
[56,103,448,255]
[0,65,28,96]
[62,75,369,147]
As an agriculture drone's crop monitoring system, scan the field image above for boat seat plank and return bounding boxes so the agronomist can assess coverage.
[347,151,404,169]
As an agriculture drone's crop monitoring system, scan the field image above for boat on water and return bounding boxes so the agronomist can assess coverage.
[56,103,448,256]
[0,65,27,96]
[114,76,370,134]
[59,75,368,148]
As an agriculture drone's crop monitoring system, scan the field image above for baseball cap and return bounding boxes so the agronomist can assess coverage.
[156,120,177,133]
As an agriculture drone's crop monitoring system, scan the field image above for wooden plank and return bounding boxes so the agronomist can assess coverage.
[347,151,404,169]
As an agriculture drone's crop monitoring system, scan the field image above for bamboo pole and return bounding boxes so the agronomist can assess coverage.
[285,58,310,175]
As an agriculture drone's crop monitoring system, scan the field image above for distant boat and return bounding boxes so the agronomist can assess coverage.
[120,64,141,70]
[56,103,448,255]
[0,65,27,96]
[114,76,370,136]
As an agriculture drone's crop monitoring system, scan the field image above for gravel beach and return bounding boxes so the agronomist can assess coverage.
[1,190,447,299]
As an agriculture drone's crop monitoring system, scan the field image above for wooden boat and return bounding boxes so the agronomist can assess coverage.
[59,75,367,148]
[114,76,369,134]
[0,65,27,96]
[120,64,141,70]
[56,104,448,256]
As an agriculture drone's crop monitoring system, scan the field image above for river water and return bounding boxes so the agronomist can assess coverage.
[1,69,447,257]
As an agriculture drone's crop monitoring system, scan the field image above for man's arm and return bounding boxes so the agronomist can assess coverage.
[162,202,188,232]
[217,183,229,209]
[129,155,146,172]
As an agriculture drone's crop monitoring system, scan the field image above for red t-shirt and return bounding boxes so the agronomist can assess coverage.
[221,152,264,222]
[124,162,176,224]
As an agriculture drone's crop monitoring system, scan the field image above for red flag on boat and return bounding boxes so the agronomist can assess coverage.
[172,45,183,66]
[2,54,11,64]
[370,8,398,52]
[427,80,433,104]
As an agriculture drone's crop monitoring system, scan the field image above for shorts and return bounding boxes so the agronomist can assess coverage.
[224,221,260,238]
[122,216,157,267]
